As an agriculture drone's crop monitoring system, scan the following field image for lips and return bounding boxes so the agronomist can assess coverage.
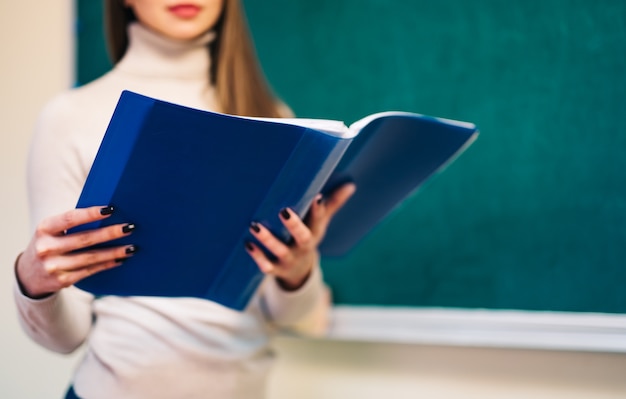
[168,4,202,19]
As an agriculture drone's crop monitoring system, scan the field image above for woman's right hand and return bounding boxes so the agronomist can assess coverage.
[15,206,136,299]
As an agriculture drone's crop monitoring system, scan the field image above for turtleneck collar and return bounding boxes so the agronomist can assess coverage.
[115,22,215,81]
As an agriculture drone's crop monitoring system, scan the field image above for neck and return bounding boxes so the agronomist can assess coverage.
[115,22,215,81]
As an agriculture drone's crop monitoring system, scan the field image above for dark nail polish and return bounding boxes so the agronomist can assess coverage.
[280,208,291,220]
[245,242,254,251]
[100,206,114,215]
[316,196,324,205]
[250,222,260,233]
[125,245,137,255]
[122,223,136,234]
[114,258,126,264]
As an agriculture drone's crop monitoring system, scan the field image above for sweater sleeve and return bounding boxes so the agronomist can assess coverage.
[14,281,94,354]
[260,263,331,337]
[14,93,95,353]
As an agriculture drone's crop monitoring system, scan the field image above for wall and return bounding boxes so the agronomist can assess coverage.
[0,2,624,398]
[0,1,82,398]
[268,338,626,399]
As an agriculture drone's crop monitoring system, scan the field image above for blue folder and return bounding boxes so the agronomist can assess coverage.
[71,90,478,310]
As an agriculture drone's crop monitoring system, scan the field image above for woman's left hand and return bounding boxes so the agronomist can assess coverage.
[245,183,356,291]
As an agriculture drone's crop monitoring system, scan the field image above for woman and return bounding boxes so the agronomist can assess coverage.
[13,1,355,398]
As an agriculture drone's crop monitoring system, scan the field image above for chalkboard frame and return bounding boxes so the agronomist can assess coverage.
[324,306,626,353]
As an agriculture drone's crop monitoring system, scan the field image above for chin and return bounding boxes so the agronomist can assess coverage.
[159,25,212,41]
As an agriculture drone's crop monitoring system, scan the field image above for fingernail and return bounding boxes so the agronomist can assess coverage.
[280,208,291,220]
[250,222,260,233]
[125,245,137,255]
[244,242,254,251]
[100,206,114,215]
[122,223,136,234]
[316,196,324,205]
[114,258,126,264]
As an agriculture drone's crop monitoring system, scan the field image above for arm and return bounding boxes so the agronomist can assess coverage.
[247,183,356,335]
[13,268,94,354]
[14,96,133,353]
[260,260,332,336]
[13,206,135,353]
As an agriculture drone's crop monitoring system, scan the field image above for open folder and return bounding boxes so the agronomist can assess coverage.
[70,90,478,310]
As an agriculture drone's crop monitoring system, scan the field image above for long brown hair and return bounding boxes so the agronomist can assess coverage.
[105,0,284,117]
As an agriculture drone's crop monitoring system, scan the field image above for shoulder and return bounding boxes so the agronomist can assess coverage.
[37,90,80,124]
[35,72,124,139]
[42,72,121,113]
[33,90,84,143]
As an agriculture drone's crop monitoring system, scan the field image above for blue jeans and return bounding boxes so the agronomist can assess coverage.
[64,386,80,399]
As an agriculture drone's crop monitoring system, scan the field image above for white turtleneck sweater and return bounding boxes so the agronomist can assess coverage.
[14,23,328,399]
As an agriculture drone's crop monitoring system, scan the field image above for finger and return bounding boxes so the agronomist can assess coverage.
[249,222,294,264]
[42,244,136,275]
[244,242,275,274]
[58,258,126,288]
[35,222,134,258]
[307,184,356,237]
[53,222,135,254]
[323,183,356,219]
[306,194,329,235]
[279,208,315,249]
[37,206,115,236]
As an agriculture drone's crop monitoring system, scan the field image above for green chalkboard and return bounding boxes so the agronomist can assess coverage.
[76,1,626,313]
